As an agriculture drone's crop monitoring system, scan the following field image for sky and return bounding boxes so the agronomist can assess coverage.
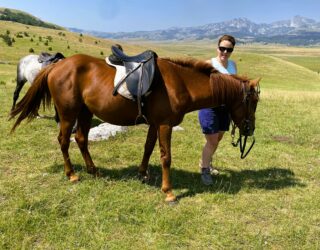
[1,0,320,33]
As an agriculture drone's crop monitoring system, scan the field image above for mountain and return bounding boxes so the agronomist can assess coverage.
[69,16,320,45]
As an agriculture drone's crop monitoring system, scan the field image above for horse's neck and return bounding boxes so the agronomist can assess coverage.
[186,73,241,112]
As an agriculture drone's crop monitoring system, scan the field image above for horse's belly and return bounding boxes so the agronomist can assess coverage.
[87,98,140,126]
[96,113,140,126]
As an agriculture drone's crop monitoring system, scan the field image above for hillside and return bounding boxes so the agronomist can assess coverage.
[0,8,63,30]
[0,20,185,65]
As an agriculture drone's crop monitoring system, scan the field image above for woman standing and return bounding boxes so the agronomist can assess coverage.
[198,34,237,185]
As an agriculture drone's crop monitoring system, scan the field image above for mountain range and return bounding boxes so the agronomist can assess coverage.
[69,16,320,46]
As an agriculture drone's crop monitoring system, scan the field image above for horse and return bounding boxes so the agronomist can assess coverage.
[12,52,65,112]
[10,52,260,203]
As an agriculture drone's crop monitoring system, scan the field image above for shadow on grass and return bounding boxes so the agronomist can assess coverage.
[48,163,305,200]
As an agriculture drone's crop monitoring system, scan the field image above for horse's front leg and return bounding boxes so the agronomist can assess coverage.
[158,124,176,202]
[58,120,79,182]
[139,124,157,182]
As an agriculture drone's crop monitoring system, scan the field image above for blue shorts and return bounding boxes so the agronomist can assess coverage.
[198,106,230,134]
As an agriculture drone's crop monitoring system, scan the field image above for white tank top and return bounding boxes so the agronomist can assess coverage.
[211,58,237,74]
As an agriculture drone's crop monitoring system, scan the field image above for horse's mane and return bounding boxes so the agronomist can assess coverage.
[210,73,250,105]
[230,74,250,82]
[163,57,219,75]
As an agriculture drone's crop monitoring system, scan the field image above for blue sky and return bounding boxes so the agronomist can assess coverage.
[1,0,319,32]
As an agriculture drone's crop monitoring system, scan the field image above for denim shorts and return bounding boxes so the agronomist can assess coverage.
[198,106,230,134]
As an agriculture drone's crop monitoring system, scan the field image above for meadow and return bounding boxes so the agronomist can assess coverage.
[0,21,320,249]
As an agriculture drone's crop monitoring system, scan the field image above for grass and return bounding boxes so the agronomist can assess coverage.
[1,21,320,249]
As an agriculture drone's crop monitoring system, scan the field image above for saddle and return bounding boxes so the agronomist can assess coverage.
[38,52,65,66]
[109,45,157,123]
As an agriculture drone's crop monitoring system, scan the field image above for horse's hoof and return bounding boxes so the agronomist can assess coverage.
[165,194,177,203]
[87,168,98,176]
[94,171,101,178]
[69,175,80,182]
[88,169,101,178]
[138,172,150,183]
[167,199,179,206]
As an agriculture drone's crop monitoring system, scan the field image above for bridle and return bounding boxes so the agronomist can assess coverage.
[231,81,260,159]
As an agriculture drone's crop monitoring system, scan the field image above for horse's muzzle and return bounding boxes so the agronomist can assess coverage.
[240,119,255,136]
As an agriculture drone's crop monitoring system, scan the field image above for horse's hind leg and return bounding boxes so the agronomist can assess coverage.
[54,106,77,133]
[12,78,27,110]
[54,106,60,124]
[58,119,79,182]
[139,124,157,181]
[74,107,97,175]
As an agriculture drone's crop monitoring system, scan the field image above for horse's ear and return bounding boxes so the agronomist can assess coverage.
[250,77,261,87]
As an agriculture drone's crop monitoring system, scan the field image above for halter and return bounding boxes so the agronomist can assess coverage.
[231,81,260,159]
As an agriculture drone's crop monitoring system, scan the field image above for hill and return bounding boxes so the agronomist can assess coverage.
[0,8,63,30]
[0,19,184,82]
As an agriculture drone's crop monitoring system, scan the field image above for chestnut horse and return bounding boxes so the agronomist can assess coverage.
[10,54,260,202]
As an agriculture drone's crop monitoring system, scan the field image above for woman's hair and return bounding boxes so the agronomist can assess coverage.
[218,34,236,46]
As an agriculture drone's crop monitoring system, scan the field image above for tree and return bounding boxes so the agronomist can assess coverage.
[0,34,13,46]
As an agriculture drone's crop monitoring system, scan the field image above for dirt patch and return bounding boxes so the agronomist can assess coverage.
[272,135,294,143]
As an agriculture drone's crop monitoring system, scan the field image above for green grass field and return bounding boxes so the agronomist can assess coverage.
[1,22,320,249]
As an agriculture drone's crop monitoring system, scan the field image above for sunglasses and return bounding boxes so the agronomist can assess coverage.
[218,46,234,53]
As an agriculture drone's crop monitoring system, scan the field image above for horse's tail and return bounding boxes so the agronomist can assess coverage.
[9,64,55,133]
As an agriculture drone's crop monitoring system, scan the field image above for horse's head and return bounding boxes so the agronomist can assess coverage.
[230,78,261,136]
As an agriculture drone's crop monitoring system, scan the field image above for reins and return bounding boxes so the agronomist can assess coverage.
[231,122,255,159]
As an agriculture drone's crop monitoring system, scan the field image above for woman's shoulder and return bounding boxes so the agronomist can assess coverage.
[228,59,236,66]
[227,60,237,74]
[210,57,219,66]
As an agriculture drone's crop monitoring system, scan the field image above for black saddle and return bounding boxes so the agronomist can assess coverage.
[110,45,156,98]
[109,45,157,123]
[38,52,65,66]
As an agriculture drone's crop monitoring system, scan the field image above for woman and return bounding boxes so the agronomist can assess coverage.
[198,34,237,185]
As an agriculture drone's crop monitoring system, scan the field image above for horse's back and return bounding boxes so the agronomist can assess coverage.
[50,54,113,84]
[19,54,39,64]
[61,54,106,66]
[48,54,114,98]
[18,54,42,84]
